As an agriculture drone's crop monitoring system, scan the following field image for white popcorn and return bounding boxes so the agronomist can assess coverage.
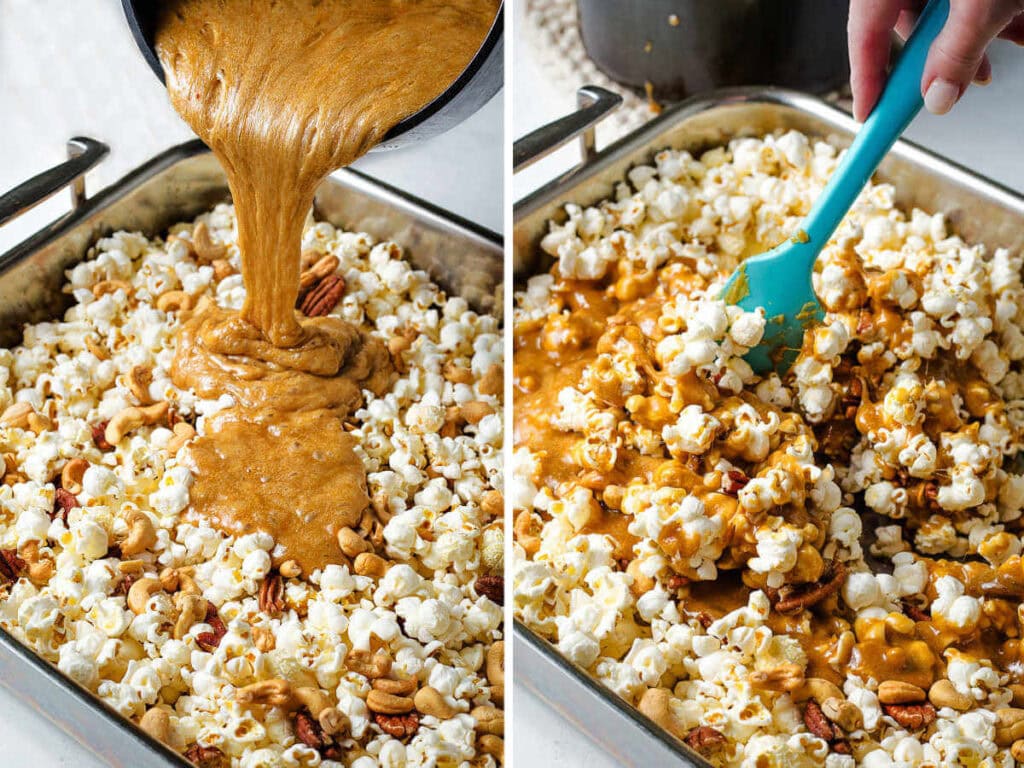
[0,205,503,766]
[663,405,720,456]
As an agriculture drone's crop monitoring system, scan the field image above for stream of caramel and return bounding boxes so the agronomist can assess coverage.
[155,0,497,571]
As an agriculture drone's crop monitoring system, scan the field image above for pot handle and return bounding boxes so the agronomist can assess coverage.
[0,137,110,228]
[513,86,622,172]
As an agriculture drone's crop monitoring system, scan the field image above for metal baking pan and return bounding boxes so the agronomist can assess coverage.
[0,138,502,767]
[512,86,1024,765]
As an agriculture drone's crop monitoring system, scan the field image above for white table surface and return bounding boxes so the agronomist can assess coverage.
[512,8,1024,768]
[0,0,501,766]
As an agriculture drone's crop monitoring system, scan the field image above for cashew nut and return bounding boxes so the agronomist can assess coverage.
[414,686,456,719]
[486,641,504,687]
[166,422,196,455]
[21,541,54,584]
[749,664,805,693]
[366,689,414,715]
[821,697,864,732]
[460,401,494,424]
[191,221,226,263]
[211,258,234,282]
[877,680,926,705]
[237,679,295,709]
[441,361,474,384]
[173,593,208,640]
[928,679,973,711]
[337,526,371,558]
[514,510,542,556]
[127,577,164,614]
[27,412,52,434]
[478,734,503,762]
[470,705,504,736]
[105,402,169,445]
[127,365,153,405]
[60,458,89,495]
[478,363,502,396]
[92,279,132,298]
[298,253,340,290]
[373,677,417,696]
[155,290,195,313]
[353,552,388,578]
[1013,740,1024,763]
[121,509,158,557]
[0,402,33,429]
[793,677,845,703]
[293,686,333,718]
[480,489,503,518]
[139,707,172,744]
[2,452,25,486]
[637,687,687,740]
[345,648,391,679]
[318,707,348,736]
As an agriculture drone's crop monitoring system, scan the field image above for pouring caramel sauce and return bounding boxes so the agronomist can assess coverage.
[154,0,498,572]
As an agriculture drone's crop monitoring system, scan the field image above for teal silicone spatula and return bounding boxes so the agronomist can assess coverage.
[721,0,950,374]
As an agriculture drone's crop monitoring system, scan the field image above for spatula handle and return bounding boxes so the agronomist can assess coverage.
[802,0,950,251]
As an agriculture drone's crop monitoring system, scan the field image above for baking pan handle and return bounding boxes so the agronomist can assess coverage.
[513,85,622,172]
[0,137,110,228]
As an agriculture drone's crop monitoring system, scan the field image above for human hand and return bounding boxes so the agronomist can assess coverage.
[848,0,1024,120]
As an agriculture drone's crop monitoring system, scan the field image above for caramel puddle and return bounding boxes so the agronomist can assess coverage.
[155,0,497,570]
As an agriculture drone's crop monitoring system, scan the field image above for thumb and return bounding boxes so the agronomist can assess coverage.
[922,0,1022,113]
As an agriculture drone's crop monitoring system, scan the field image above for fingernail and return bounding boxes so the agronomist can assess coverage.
[975,73,992,86]
[924,78,960,114]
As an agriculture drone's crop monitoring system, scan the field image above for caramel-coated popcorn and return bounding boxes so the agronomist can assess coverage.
[514,131,1024,766]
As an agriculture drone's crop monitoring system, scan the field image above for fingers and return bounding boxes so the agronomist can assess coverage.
[849,0,918,120]
[998,13,1024,43]
[974,53,992,83]
[922,0,1023,114]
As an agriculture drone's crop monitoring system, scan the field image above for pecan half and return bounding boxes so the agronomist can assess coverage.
[685,725,727,754]
[294,710,326,750]
[721,469,749,496]
[475,574,504,605]
[803,700,835,741]
[0,549,26,582]
[195,603,227,651]
[259,571,285,616]
[374,711,419,739]
[883,703,936,730]
[183,744,228,768]
[773,561,846,614]
[901,598,930,622]
[298,275,345,317]
[52,488,78,522]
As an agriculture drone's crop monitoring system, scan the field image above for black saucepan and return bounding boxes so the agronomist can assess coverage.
[577,0,849,102]
[121,0,504,151]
